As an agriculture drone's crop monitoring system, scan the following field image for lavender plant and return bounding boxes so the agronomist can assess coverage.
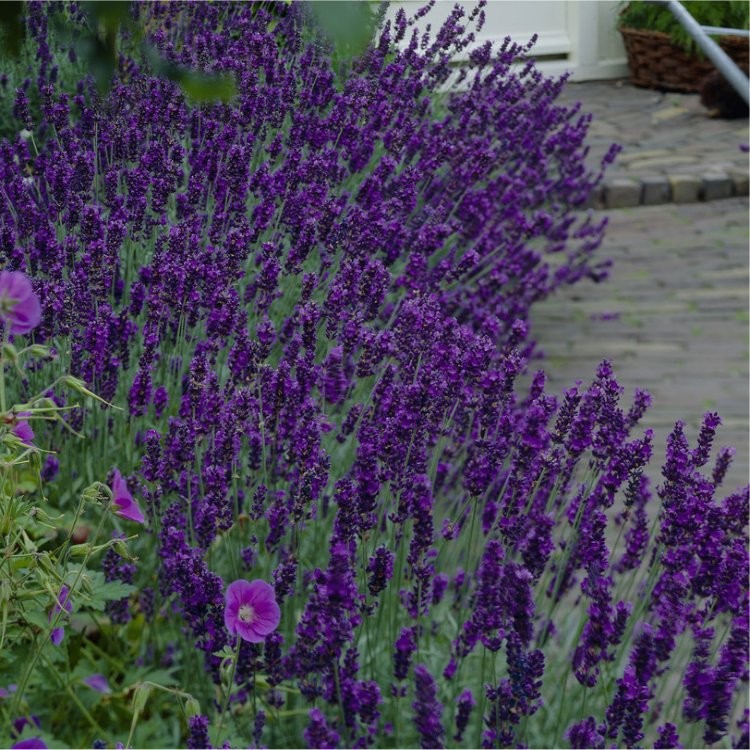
[0,2,746,749]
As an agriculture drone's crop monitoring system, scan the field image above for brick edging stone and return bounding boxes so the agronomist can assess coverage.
[587,169,749,210]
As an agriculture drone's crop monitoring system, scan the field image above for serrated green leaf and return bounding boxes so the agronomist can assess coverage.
[22,609,50,631]
[125,667,176,688]
[213,644,235,661]
[144,668,178,687]
[88,580,135,610]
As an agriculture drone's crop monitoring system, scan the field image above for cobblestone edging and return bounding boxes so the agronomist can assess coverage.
[588,168,749,209]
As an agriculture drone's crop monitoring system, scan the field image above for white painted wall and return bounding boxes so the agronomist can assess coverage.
[390,0,629,82]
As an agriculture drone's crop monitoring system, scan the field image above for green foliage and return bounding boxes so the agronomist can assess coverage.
[310,1,381,70]
[618,1,750,55]
[141,44,236,104]
[0,342,152,749]
[0,1,24,57]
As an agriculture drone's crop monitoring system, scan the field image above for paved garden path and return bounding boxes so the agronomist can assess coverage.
[557,79,748,207]
[529,197,749,492]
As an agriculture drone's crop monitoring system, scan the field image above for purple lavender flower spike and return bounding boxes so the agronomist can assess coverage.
[187,715,212,749]
[733,709,749,749]
[158,502,228,666]
[453,689,475,742]
[692,411,721,468]
[566,716,605,749]
[703,607,749,744]
[393,626,417,684]
[412,664,444,749]
[367,546,394,596]
[253,709,266,748]
[304,707,340,749]
[712,445,735,487]
[41,455,59,482]
[654,722,682,748]
[615,474,651,573]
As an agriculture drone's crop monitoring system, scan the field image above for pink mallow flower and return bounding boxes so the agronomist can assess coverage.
[0,271,41,335]
[224,579,280,643]
[11,413,34,446]
[11,739,47,749]
[48,585,72,646]
[111,469,145,524]
[82,674,111,693]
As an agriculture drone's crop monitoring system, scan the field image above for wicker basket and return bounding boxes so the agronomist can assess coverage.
[620,26,750,93]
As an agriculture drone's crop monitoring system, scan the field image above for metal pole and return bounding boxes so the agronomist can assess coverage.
[652,0,749,103]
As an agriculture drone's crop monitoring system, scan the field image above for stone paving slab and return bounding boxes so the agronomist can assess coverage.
[558,80,749,209]
[529,197,749,492]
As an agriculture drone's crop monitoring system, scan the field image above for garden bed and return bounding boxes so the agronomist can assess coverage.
[0,3,746,749]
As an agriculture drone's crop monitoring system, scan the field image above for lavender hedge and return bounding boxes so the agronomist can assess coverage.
[0,2,747,749]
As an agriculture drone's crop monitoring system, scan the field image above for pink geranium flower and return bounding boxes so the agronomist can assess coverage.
[82,674,111,693]
[11,739,47,749]
[0,271,41,335]
[11,412,34,446]
[111,469,145,524]
[49,585,72,646]
[224,579,281,643]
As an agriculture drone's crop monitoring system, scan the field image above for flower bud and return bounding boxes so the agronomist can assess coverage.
[113,539,133,560]
[25,344,52,359]
[1,343,17,363]
[184,697,201,718]
[132,683,152,714]
[37,552,56,573]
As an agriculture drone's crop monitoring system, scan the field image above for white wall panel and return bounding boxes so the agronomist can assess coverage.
[389,0,629,82]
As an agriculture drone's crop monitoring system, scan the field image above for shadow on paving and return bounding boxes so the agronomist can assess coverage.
[529,197,749,492]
